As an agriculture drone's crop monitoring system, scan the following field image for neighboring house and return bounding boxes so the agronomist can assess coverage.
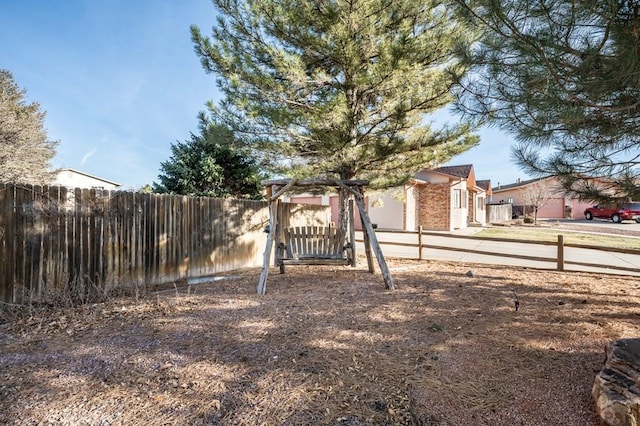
[286,164,490,231]
[407,164,490,231]
[491,176,592,220]
[54,168,121,190]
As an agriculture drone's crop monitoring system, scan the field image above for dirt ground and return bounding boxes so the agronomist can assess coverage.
[1,258,638,425]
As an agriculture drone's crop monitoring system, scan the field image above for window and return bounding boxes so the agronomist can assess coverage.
[453,189,461,208]
[478,196,485,210]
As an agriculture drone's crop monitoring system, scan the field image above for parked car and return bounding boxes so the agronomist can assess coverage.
[584,202,640,223]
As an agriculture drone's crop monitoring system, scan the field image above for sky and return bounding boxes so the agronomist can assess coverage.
[1,0,530,190]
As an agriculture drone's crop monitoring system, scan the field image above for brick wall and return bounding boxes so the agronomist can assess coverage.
[416,183,450,230]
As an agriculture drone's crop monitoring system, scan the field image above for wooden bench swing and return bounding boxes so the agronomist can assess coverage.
[256,178,394,294]
[280,225,352,268]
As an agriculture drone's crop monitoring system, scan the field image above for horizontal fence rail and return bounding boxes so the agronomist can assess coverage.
[0,184,330,304]
[357,228,640,276]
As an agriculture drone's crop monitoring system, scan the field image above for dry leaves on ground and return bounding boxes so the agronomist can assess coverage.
[1,258,637,425]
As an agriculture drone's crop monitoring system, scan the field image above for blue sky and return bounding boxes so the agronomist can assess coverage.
[1,0,529,190]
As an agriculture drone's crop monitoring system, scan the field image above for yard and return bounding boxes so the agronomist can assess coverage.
[1,258,637,425]
[475,223,640,250]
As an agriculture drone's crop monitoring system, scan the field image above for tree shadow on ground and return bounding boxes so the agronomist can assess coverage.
[1,259,633,425]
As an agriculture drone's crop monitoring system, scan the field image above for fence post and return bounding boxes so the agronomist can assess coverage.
[557,235,564,271]
[418,226,423,260]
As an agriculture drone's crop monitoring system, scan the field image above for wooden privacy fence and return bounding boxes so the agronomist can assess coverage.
[0,184,330,304]
[486,203,513,224]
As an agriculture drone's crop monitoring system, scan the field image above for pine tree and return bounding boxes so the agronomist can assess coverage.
[154,114,264,199]
[191,0,479,189]
[0,69,58,184]
[454,1,640,203]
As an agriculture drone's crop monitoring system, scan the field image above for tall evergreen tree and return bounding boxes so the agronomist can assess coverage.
[191,0,479,189]
[0,69,58,184]
[454,1,640,203]
[154,114,264,199]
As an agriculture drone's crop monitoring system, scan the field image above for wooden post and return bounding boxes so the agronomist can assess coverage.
[557,235,564,271]
[348,199,357,267]
[349,186,394,290]
[257,199,277,295]
[362,227,374,273]
[337,186,348,239]
[418,226,423,260]
[275,200,287,274]
[270,179,297,201]
[357,189,374,273]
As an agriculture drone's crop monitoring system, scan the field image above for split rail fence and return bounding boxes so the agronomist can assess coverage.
[362,228,640,276]
[0,184,329,304]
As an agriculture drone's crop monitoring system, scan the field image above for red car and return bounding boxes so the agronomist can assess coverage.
[584,202,640,223]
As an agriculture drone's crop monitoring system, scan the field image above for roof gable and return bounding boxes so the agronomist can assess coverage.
[476,179,492,196]
[413,164,490,193]
[56,168,121,188]
[432,164,473,179]
[476,179,491,190]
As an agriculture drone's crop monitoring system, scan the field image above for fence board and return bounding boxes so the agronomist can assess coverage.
[88,189,98,288]
[8,185,16,303]
[53,187,67,293]
[108,191,120,287]
[141,192,152,284]
[0,184,9,303]
[16,186,29,302]
[31,186,45,298]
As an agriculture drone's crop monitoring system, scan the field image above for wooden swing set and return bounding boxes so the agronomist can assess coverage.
[257,178,395,294]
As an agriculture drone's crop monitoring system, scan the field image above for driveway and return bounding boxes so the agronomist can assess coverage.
[539,218,640,236]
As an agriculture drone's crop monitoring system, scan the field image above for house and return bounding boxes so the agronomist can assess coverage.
[491,176,592,219]
[286,164,490,231]
[54,168,121,190]
[405,164,490,231]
